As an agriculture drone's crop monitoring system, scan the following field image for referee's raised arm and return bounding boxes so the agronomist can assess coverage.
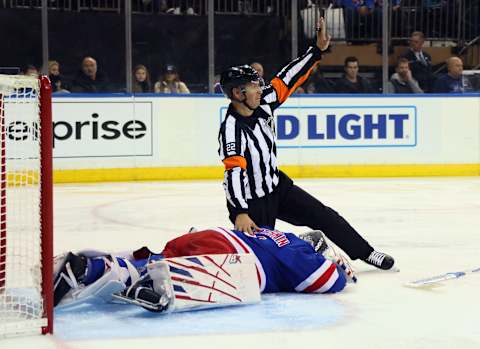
[266,17,331,110]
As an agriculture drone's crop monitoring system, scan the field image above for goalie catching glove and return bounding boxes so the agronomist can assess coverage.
[299,230,357,283]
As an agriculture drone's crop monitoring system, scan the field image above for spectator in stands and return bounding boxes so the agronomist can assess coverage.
[163,2,197,15]
[340,0,375,17]
[154,65,190,94]
[339,0,376,42]
[22,64,39,77]
[132,64,152,93]
[375,0,401,11]
[308,67,337,93]
[48,60,60,77]
[401,31,434,92]
[294,86,306,94]
[48,60,70,93]
[387,58,423,93]
[375,0,401,37]
[153,0,168,13]
[305,82,316,94]
[18,65,39,94]
[214,74,223,94]
[335,56,374,93]
[294,67,333,95]
[71,56,110,93]
[432,57,471,93]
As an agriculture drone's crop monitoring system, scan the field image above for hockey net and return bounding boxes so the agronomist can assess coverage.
[0,75,53,337]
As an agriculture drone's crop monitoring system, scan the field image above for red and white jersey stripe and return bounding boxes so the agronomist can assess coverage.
[294,260,340,293]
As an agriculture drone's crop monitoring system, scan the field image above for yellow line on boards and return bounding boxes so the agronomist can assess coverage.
[52,164,480,183]
[281,164,480,178]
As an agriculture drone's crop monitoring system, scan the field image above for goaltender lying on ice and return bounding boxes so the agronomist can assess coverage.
[53,227,362,313]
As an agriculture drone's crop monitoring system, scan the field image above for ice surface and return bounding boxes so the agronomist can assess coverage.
[2,177,480,349]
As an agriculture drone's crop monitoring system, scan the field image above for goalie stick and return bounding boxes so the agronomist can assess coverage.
[405,267,480,288]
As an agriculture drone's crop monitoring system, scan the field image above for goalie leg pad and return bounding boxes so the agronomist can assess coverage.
[114,254,261,313]
[149,253,261,313]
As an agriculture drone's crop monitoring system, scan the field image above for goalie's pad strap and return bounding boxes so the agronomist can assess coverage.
[77,250,141,284]
[115,256,141,285]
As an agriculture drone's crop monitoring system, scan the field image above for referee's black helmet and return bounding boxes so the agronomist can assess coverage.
[220,65,262,98]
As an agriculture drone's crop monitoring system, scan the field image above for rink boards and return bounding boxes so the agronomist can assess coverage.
[34,94,480,182]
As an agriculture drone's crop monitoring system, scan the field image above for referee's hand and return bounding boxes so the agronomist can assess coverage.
[235,213,259,236]
[316,17,331,51]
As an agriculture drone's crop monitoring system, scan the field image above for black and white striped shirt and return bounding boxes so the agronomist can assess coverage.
[218,46,322,214]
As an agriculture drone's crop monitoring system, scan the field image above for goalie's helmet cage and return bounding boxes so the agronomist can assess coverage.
[220,65,262,98]
[0,75,53,338]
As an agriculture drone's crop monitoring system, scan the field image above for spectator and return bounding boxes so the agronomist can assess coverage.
[340,0,376,42]
[48,60,70,93]
[71,56,110,93]
[340,0,375,16]
[432,57,472,93]
[401,31,434,92]
[387,58,423,93]
[375,0,401,11]
[48,60,60,77]
[214,74,223,94]
[22,64,39,77]
[335,56,374,93]
[132,64,152,93]
[308,67,337,93]
[18,65,39,94]
[154,65,190,94]
[375,0,401,37]
[250,62,265,79]
[305,82,316,94]
[294,86,306,94]
[314,77,337,93]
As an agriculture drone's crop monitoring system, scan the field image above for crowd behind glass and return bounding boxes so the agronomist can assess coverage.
[7,0,480,94]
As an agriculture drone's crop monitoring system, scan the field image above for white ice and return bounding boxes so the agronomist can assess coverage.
[2,177,480,349]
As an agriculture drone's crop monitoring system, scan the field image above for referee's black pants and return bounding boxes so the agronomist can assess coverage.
[228,171,373,260]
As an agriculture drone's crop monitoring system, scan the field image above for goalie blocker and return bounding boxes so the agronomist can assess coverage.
[54,227,357,313]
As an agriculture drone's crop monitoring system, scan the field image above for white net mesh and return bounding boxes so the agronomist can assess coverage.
[0,75,47,337]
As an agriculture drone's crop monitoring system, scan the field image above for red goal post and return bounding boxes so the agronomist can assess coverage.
[0,75,53,337]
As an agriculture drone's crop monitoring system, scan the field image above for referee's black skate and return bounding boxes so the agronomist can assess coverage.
[362,251,395,270]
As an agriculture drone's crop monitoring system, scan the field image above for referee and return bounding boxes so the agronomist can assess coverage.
[218,18,394,270]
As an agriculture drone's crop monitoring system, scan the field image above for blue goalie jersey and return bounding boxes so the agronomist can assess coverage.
[231,228,346,293]
[160,227,347,294]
